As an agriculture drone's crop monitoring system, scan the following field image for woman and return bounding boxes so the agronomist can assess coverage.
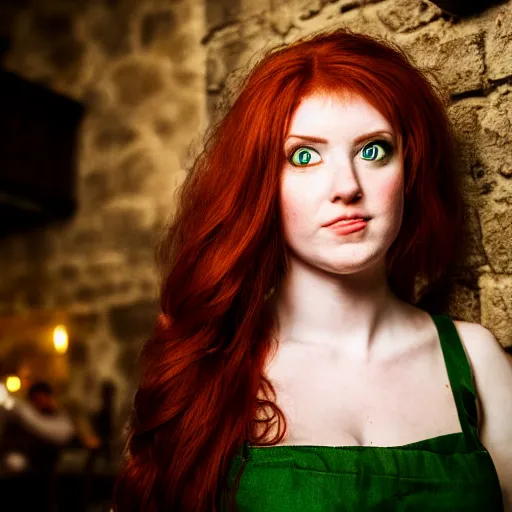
[113,29,511,511]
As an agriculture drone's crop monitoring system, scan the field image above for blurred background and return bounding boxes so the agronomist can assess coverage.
[0,0,511,510]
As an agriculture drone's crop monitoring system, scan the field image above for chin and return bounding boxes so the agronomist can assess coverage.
[317,253,386,276]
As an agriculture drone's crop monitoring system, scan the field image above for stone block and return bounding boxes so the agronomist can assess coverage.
[86,4,131,57]
[85,257,123,282]
[449,90,512,205]
[206,0,241,32]
[111,58,167,107]
[478,87,512,141]
[336,1,359,14]
[94,121,138,152]
[377,0,441,33]
[108,299,158,344]
[117,346,140,380]
[98,281,133,298]
[479,272,512,347]
[206,12,279,94]
[206,0,274,34]
[476,85,512,180]
[207,31,248,92]
[404,31,485,96]
[207,51,228,92]
[486,4,512,81]
[141,9,176,48]
[154,117,176,139]
[269,2,295,36]
[445,280,480,323]
[448,97,485,141]
[457,206,488,271]
[479,203,512,274]
[32,11,74,40]
[116,150,156,195]
[469,158,498,197]
[136,0,202,60]
[69,311,101,337]
[82,169,112,209]
[436,32,485,95]
[60,224,104,255]
[448,98,486,205]
[58,263,81,283]
[101,200,158,252]
[73,285,98,303]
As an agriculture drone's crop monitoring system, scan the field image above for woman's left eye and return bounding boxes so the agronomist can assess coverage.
[360,141,393,162]
[289,147,322,166]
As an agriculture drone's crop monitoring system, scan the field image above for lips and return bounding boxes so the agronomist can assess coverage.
[331,218,366,226]
[329,218,368,235]
[324,215,371,227]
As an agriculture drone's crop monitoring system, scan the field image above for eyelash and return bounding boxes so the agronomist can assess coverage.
[286,139,395,166]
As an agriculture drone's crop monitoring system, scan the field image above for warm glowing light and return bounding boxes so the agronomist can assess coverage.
[6,376,21,393]
[53,325,68,354]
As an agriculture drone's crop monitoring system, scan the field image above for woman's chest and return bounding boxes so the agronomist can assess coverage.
[257,341,462,447]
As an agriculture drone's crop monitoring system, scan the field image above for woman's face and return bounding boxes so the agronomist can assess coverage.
[280,93,404,275]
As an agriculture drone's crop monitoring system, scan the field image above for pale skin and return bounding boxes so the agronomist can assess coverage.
[258,93,512,509]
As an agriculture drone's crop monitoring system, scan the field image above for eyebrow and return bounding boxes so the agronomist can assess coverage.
[285,130,394,145]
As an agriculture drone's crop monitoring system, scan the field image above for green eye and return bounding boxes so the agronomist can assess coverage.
[360,141,392,162]
[290,147,322,166]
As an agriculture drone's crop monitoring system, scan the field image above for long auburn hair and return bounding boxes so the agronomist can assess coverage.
[113,28,465,512]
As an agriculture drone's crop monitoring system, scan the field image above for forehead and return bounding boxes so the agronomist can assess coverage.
[287,93,393,136]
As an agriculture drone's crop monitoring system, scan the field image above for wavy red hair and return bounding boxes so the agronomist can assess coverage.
[113,28,465,512]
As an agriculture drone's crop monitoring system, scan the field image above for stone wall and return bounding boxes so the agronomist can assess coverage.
[205,0,512,347]
[0,0,206,436]
[0,0,511,448]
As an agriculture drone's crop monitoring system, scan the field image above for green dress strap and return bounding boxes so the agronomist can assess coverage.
[430,314,482,451]
[221,313,504,511]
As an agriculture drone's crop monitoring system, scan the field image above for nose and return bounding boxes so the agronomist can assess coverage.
[328,158,363,204]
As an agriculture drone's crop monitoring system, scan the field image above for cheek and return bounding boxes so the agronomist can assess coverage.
[281,198,301,232]
[280,181,301,230]
[376,173,404,212]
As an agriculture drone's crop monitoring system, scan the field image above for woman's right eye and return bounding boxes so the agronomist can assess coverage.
[289,147,322,167]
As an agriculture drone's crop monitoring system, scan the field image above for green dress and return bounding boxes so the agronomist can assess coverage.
[223,314,504,511]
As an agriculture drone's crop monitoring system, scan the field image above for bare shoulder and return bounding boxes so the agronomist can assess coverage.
[452,321,512,402]
[451,320,512,430]
[452,320,509,362]
[452,320,512,509]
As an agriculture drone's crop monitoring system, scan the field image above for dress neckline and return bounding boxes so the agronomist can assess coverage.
[245,314,482,455]
[247,431,464,451]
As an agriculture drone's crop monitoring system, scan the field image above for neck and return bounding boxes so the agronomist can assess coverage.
[271,257,408,362]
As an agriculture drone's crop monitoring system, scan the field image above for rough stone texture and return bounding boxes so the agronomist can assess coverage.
[445,280,481,323]
[141,10,177,48]
[479,204,512,274]
[204,0,512,351]
[111,58,168,108]
[94,120,138,152]
[377,0,441,33]
[456,206,488,272]
[108,300,158,344]
[1,0,512,455]
[479,273,512,346]
[400,29,486,96]
[476,85,512,184]
[486,3,512,81]
[448,98,487,206]
[0,0,205,444]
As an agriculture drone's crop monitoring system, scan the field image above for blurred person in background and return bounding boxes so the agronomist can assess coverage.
[0,380,75,474]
